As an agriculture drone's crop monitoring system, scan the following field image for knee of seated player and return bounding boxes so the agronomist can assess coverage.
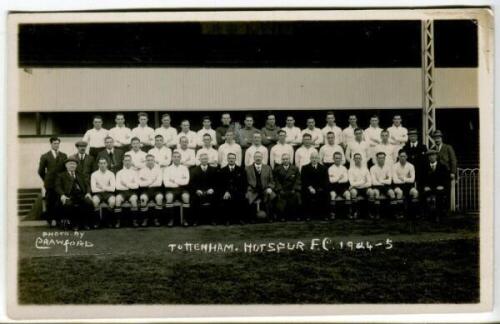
[140,194,148,205]
[129,195,138,206]
[330,191,337,200]
[387,189,396,199]
[115,195,124,206]
[108,196,116,207]
[436,186,445,191]
[350,188,358,199]
[181,192,190,204]
[343,191,351,200]
[373,189,380,199]
[155,193,163,204]
[367,189,375,199]
[165,192,174,204]
[92,195,100,207]
[424,186,431,192]
[394,188,403,199]
[410,188,419,199]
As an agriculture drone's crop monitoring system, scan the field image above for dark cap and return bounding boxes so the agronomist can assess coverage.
[408,129,418,135]
[426,149,438,156]
[431,130,443,138]
[75,140,88,147]
[64,157,79,164]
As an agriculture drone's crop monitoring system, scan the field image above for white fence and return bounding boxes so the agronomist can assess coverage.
[455,168,479,212]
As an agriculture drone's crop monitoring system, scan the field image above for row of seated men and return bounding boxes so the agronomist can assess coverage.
[47,144,450,231]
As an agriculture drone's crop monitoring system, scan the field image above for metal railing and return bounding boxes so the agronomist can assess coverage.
[455,167,479,212]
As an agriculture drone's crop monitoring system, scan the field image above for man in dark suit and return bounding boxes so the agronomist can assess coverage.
[245,151,276,222]
[402,129,427,187]
[54,157,93,230]
[69,140,95,180]
[273,152,301,221]
[37,137,68,227]
[421,149,450,222]
[431,130,457,180]
[96,136,124,174]
[300,151,329,220]
[189,153,218,226]
[218,152,247,225]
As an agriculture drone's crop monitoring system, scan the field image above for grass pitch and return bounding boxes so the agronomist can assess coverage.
[18,214,479,304]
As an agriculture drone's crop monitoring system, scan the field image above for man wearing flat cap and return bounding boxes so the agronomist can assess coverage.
[55,157,93,230]
[430,130,457,180]
[69,140,95,181]
[421,149,449,222]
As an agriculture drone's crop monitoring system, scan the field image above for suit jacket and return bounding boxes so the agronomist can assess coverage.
[38,151,68,189]
[300,163,329,193]
[273,164,301,193]
[421,161,450,188]
[432,143,457,175]
[69,153,95,179]
[218,165,246,196]
[245,164,274,191]
[190,165,218,191]
[96,148,124,173]
[402,142,428,167]
[55,170,91,198]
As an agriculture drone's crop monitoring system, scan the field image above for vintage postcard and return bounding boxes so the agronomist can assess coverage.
[6,8,494,320]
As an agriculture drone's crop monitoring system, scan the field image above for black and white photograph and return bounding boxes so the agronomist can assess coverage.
[6,7,494,320]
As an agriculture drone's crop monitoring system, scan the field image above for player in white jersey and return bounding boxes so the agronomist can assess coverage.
[319,131,345,168]
[126,137,147,172]
[176,120,198,149]
[283,115,302,147]
[245,132,269,166]
[196,116,217,148]
[364,115,383,160]
[154,113,178,149]
[342,114,360,147]
[148,135,172,168]
[196,134,219,167]
[372,129,397,167]
[115,154,139,227]
[301,117,323,148]
[163,151,190,227]
[328,152,352,219]
[90,157,116,228]
[175,136,196,167]
[131,112,155,152]
[295,133,319,171]
[270,129,294,169]
[321,111,342,146]
[345,128,370,167]
[348,153,374,218]
[138,154,163,227]
[370,152,396,219]
[387,114,408,150]
[218,130,242,167]
[108,113,132,151]
[82,115,108,158]
[392,149,419,220]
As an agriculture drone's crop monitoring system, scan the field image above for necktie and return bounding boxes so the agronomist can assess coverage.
[256,166,261,174]
[202,166,207,172]
[229,167,233,172]
[71,171,76,179]
[109,151,114,167]
[80,154,84,161]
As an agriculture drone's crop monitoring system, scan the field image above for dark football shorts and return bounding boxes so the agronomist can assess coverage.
[393,183,415,196]
[140,187,164,199]
[372,185,392,196]
[329,182,350,196]
[92,192,114,202]
[116,189,138,201]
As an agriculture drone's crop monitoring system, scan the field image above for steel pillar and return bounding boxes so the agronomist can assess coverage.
[421,20,436,148]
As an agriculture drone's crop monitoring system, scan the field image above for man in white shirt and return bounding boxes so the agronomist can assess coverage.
[148,135,172,169]
[196,116,217,148]
[196,134,219,167]
[154,113,178,149]
[126,137,147,172]
[245,132,269,166]
[328,152,352,219]
[176,120,198,149]
[270,129,294,169]
[218,130,242,168]
[370,152,396,219]
[163,151,190,227]
[83,115,108,158]
[392,150,419,219]
[138,154,163,227]
[348,153,374,218]
[175,136,196,168]
[131,112,155,152]
[364,115,383,159]
[319,131,345,168]
[342,114,360,148]
[295,133,319,171]
[322,111,342,146]
[283,115,302,148]
[301,117,323,148]
[345,128,370,167]
[387,114,408,150]
[372,129,397,167]
[90,157,116,228]
[108,113,132,151]
[115,154,140,227]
